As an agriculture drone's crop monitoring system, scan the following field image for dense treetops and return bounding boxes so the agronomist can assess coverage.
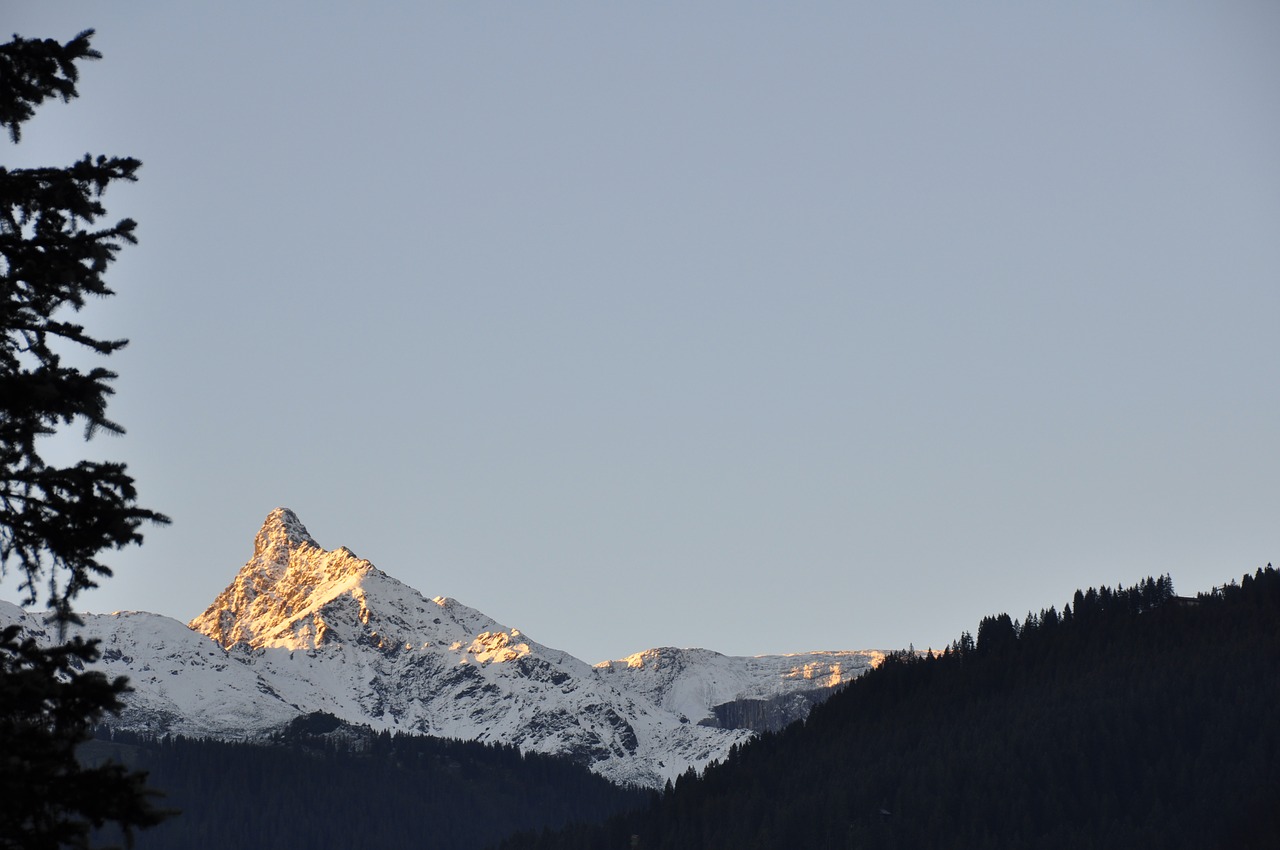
[86,718,649,850]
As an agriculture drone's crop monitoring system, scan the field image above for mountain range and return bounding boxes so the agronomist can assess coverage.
[0,508,882,787]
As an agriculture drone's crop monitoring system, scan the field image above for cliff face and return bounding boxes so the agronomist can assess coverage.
[189,508,375,650]
[709,688,838,733]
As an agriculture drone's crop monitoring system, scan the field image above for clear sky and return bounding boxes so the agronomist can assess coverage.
[5,3,1278,663]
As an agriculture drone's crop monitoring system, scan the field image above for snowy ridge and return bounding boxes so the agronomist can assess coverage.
[1,509,885,787]
[0,601,298,737]
[596,646,885,726]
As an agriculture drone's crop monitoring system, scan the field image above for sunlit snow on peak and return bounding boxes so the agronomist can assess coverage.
[468,630,531,663]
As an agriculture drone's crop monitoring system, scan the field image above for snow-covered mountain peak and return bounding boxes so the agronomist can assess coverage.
[1,509,887,788]
[190,508,377,650]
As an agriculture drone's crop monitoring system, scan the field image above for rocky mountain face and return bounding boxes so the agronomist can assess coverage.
[1,509,883,787]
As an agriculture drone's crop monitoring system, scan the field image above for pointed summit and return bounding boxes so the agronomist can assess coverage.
[190,508,375,650]
[253,507,317,560]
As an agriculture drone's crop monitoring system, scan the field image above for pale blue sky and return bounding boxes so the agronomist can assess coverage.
[6,3,1279,662]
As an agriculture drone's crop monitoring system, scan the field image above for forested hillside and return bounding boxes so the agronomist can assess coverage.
[504,568,1280,850]
[86,715,648,850]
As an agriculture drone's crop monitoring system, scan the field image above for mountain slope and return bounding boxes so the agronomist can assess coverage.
[597,646,883,728]
[2,508,885,787]
[0,601,299,738]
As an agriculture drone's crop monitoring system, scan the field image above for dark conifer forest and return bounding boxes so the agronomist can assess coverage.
[85,718,648,850]
[501,568,1280,850]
